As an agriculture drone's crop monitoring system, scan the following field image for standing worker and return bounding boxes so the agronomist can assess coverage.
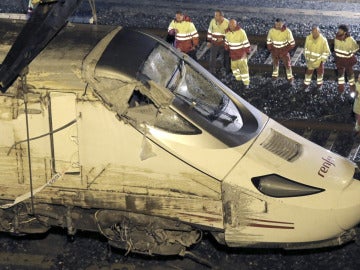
[266,18,295,84]
[168,11,199,58]
[207,10,230,75]
[303,25,330,91]
[334,24,359,93]
[225,19,251,89]
[352,75,360,133]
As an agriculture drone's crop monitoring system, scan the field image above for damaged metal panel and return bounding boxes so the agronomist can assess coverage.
[223,182,267,246]
[84,164,221,200]
[37,186,223,229]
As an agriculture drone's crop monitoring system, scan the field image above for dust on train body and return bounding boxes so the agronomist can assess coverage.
[0,20,359,256]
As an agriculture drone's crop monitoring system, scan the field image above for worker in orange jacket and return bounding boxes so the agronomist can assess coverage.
[168,11,199,58]
[267,18,295,84]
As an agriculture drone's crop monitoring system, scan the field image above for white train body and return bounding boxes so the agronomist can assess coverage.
[0,20,359,254]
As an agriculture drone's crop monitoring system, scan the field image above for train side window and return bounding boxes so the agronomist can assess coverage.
[140,45,179,88]
[125,90,201,135]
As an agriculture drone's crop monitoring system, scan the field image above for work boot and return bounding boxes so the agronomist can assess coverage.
[317,84,323,91]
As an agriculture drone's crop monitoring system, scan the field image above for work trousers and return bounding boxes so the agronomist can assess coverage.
[304,62,324,86]
[336,56,357,92]
[271,52,293,80]
[337,65,355,92]
[231,58,250,85]
[209,45,230,74]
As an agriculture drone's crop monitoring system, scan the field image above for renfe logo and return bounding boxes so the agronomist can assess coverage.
[318,156,336,178]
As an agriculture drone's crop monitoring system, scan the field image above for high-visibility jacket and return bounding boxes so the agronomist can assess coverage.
[168,17,199,53]
[354,81,360,115]
[225,26,250,60]
[304,33,330,68]
[334,34,359,66]
[267,26,295,55]
[207,18,229,46]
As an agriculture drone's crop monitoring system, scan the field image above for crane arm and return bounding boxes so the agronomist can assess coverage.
[0,0,83,93]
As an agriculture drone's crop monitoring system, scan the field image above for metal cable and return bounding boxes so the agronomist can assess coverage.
[21,74,35,215]
[7,118,77,156]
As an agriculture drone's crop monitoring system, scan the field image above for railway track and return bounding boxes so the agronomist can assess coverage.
[276,119,360,164]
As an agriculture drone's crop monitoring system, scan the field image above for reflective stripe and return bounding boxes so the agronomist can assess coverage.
[286,68,293,79]
[305,50,321,57]
[304,76,311,85]
[176,31,198,41]
[334,48,355,58]
[176,36,194,41]
[317,77,323,85]
[233,69,242,80]
[211,32,225,37]
[270,40,294,48]
[241,73,250,83]
[272,64,279,77]
[228,41,250,51]
[338,76,345,84]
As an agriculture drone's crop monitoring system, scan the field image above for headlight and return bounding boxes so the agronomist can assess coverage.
[252,174,324,198]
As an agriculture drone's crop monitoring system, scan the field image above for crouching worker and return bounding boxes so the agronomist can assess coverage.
[225,19,251,89]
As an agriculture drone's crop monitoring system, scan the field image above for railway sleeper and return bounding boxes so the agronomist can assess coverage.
[348,136,360,164]
[323,130,338,150]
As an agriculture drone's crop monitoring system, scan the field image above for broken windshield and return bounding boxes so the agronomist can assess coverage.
[140,44,243,133]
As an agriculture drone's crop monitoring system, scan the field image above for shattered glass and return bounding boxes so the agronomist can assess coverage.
[141,45,178,88]
[141,44,244,134]
[174,64,243,132]
[154,108,201,135]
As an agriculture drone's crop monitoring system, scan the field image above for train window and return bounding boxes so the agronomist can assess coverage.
[140,45,243,133]
[141,45,179,88]
[173,64,243,132]
[154,108,201,135]
[126,90,201,135]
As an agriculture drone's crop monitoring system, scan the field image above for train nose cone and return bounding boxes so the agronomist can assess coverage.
[335,180,360,230]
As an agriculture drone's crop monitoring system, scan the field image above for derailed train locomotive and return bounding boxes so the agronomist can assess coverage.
[0,4,360,256]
